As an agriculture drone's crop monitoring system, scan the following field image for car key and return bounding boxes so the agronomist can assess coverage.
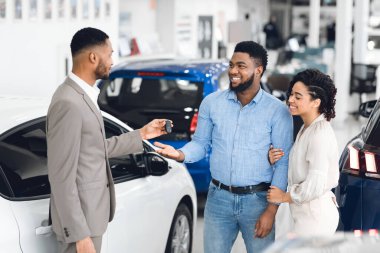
[165,120,172,133]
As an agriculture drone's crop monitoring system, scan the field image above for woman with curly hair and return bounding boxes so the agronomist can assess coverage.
[267,69,339,236]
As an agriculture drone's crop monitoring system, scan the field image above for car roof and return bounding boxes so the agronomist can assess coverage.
[0,96,134,135]
[110,58,229,79]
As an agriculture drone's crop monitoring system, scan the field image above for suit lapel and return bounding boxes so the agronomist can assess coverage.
[66,78,105,136]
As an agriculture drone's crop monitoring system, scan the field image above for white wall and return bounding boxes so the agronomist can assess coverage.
[0,0,119,98]
[156,0,238,58]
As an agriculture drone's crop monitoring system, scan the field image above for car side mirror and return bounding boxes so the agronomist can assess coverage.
[144,152,169,176]
[359,100,377,118]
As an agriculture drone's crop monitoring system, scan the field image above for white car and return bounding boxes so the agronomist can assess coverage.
[0,96,197,253]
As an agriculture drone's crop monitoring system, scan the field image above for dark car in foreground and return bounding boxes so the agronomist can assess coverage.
[98,58,229,193]
[335,97,380,231]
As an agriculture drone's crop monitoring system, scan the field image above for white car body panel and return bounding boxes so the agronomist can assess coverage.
[108,159,196,252]
[10,198,57,253]
[0,97,196,253]
[0,198,20,252]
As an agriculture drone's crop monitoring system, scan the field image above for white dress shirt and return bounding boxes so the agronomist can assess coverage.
[68,72,100,111]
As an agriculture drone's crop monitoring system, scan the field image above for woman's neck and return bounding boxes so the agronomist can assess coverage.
[301,112,321,128]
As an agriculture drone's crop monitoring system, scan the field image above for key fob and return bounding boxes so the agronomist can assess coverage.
[165,120,172,133]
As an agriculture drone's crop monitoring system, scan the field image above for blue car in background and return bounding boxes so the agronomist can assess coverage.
[335,97,380,231]
[98,58,229,193]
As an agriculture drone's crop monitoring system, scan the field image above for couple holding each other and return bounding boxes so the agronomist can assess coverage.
[156,41,339,253]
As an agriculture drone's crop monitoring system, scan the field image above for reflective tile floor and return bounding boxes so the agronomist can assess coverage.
[193,114,365,253]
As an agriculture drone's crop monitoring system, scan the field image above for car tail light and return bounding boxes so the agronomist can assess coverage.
[190,112,198,134]
[369,229,379,236]
[354,229,363,237]
[364,152,377,173]
[348,145,360,170]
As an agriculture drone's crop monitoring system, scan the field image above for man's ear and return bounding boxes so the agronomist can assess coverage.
[89,52,97,63]
[255,65,263,77]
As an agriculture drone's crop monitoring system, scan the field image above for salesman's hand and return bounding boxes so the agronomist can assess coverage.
[154,142,185,162]
[254,204,277,238]
[76,237,96,253]
[139,119,172,140]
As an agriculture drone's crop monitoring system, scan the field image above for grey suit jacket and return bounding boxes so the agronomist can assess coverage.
[47,77,143,243]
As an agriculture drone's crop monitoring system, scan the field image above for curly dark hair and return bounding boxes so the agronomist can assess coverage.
[70,27,109,57]
[286,69,337,121]
[234,41,268,76]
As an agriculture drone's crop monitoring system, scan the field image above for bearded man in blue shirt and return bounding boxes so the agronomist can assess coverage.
[155,41,293,253]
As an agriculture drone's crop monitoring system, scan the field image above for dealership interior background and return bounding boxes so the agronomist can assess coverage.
[1,0,380,252]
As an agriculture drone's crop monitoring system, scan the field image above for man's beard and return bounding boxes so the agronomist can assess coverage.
[229,74,254,93]
[95,60,109,80]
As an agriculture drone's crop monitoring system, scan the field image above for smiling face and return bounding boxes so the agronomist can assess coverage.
[288,81,321,117]
[228,52,262,93]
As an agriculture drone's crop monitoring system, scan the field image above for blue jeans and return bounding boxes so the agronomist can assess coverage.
[204,183,274,253]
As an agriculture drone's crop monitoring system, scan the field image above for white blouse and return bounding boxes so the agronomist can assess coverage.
[288,114,339,205]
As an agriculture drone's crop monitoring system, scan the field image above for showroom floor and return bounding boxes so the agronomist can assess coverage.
[193,114,365,253]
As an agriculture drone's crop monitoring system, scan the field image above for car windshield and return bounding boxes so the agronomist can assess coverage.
[98,77,204,140]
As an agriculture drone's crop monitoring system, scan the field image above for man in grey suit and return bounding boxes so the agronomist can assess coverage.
[47,27,168,253]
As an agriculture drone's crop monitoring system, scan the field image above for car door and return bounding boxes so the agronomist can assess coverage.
[0,118,109,253]
[103,119,177,253]
[0,172,21,252]
[0,118,57,252]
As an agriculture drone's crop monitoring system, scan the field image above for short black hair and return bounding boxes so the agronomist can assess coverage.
[234,41,268,76]
[287,69,337,121]
[70,27,109,57]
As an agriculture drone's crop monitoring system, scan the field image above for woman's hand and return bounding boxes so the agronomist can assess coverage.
[268,145,284,165]
[267,186,288,204]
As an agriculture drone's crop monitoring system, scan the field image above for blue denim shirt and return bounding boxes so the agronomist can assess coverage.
[180,88,293,190]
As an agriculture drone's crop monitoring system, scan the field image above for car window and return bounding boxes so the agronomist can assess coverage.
[364,100,380,146]
[99,77,204,138]
[0,119,49,198]
[0,165,13,197]
[0,118,150,199]
[105,77,203,109]
[104,119,148,183]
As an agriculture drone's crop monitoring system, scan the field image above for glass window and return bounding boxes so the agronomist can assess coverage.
[365,100,380,146]
[82,0,89,19]
[105,0,111,17]
[70,0,77,18]
[94,0,100,18]
[0,119,49,198]
[45,0,52,19]
[58,0,65,18]
[104,78,203,110]
[0,0,5,19]
[29,0,38,19]
[104,119,147,182]
[99,77,203,139]
[14,0,22,19]
[0,117,150,198]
